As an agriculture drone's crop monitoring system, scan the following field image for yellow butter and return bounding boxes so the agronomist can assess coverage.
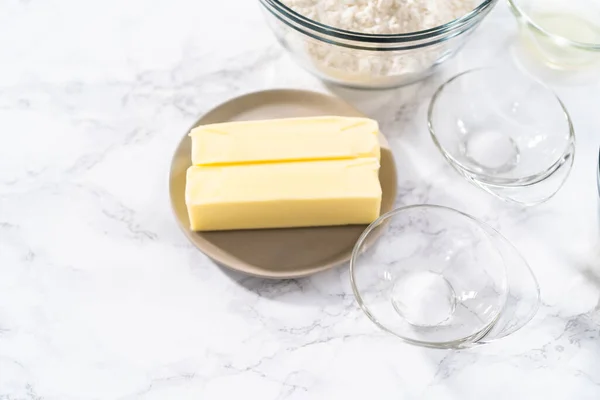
[189,116,380,166]
[185,158,382,231]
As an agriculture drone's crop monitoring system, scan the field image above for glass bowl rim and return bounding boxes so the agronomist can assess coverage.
[427,67,576,186]
[597,147,600,197]
[349,204,509,349]
[507,0,600,51]
[259,0,498,43]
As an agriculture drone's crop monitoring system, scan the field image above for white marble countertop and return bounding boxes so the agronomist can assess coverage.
[1,1,600,399]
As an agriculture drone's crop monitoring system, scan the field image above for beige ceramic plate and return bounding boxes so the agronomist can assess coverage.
[169,89,398,279]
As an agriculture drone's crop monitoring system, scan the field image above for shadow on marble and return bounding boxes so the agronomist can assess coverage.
[218,262,353,304]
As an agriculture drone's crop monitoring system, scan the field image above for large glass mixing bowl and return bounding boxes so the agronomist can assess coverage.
[259,0,499,89]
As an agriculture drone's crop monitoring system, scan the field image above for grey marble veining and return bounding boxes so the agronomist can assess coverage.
[1,0,600,399]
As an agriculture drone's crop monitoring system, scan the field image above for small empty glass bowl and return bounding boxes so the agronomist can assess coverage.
[350,205,508,349]
[508,0,600,69]
[428,67,575,205]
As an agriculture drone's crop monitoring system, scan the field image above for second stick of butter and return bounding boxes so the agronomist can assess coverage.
[186,158,382,231]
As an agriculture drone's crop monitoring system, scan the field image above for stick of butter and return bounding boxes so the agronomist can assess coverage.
[185,158,382,231]
[189,116,380,166]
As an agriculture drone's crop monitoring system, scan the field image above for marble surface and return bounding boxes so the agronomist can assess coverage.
[1,1,600,399]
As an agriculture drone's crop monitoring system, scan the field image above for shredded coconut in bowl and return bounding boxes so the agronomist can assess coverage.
[283,0,478,34]
[274,0,484,88]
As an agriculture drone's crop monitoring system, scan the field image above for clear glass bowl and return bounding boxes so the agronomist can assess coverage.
[508,0,600,69]
[350,205,508,349]
[428,67,575,205]
[258,0,498,89]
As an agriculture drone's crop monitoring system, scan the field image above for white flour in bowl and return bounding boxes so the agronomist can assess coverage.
[283,0,477,34]
[277,0,481,87]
